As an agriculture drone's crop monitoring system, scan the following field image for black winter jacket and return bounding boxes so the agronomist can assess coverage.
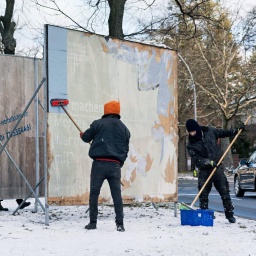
[187,126,236,170]
[81,114,130,165]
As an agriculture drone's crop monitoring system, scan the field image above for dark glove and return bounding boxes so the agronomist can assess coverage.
[238,123,246,132]
[80,132,84,139]
[210,160,217,168]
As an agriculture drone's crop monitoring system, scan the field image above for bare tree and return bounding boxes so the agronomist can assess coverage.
[193,32,256,128]
[169,6,256,125]
[0,0,16,54]
[32,0,225,40]
[242,6,256,51]
[161,2,256,171]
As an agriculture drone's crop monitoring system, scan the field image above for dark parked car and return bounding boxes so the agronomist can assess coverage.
[233,151,256,197]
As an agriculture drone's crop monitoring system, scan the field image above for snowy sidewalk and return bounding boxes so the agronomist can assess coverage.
[0,199,255,256]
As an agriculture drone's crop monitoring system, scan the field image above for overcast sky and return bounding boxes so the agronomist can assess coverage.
[0,0,255,57]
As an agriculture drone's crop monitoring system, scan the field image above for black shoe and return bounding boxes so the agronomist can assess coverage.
[0,203,8,211]
[227,216,236,223]
[116,224,125,232]
[85,222,97,230]
[16,199,31,209]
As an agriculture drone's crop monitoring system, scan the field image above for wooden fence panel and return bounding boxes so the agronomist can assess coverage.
[0,55,44,199]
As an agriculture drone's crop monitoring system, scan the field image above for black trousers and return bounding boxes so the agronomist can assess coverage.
[198,166,234,217]
[89,160,123,224]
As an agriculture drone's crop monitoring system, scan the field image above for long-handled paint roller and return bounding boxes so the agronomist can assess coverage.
[50,99,83,132]
[50,98,124,186]
[181,115,252,210]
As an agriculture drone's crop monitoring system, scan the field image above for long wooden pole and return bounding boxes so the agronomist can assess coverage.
[60,104,124,186]
[190,115,251,208]
[60,104,83,132]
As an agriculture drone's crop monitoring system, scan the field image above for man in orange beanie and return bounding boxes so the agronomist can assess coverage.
[80,100,130,232]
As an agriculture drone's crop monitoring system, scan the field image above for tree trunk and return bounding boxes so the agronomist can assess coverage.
[107,0,126,39]
[221,119,233,168]
[220,137,233,168]
[0,0,16,55]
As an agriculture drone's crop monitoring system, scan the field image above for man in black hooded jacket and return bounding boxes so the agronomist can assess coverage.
[186,119,245,223]
[80,100,130,232]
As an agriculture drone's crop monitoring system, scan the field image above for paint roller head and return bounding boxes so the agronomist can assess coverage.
[50,99,69,107]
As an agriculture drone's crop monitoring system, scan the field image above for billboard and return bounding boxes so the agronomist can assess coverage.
[46,25,178,205]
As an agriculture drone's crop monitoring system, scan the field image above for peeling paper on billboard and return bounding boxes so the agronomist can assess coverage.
[46,26,178,205]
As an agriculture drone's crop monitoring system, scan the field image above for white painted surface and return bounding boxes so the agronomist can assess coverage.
[47,27,178,204]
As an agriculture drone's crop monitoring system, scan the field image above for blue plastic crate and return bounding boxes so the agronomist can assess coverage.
[180,209,214,226]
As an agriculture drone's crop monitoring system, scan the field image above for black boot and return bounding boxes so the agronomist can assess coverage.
[85,221,97,230]
[16,199,31,209]
[116,224,125,232]
[227,216,236,223]
[0,201,8,211]
[116,220,125,232]
[225,212,236,223]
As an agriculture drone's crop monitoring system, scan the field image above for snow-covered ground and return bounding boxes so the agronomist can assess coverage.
[1,197,255,256]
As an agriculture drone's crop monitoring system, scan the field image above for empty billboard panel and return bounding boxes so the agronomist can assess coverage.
[46,25,178,205]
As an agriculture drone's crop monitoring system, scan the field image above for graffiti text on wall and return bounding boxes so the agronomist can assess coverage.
[0,124,32,141]
[0,112,29,126]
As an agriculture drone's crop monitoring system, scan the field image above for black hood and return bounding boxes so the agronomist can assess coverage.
[186,119,202,141]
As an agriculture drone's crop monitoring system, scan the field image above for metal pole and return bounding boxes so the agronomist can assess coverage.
[44,25,50,225]
[43,79,49,225]
[34,57,39,213]
[193,82,197,121]
[178,53,197,121]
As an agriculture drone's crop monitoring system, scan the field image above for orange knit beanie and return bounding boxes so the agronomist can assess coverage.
[104,101,120,115]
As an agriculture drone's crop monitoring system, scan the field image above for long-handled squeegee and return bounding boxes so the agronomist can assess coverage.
[50,99,83,132]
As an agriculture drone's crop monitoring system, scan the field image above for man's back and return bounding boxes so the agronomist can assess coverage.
[83,114,130,164]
